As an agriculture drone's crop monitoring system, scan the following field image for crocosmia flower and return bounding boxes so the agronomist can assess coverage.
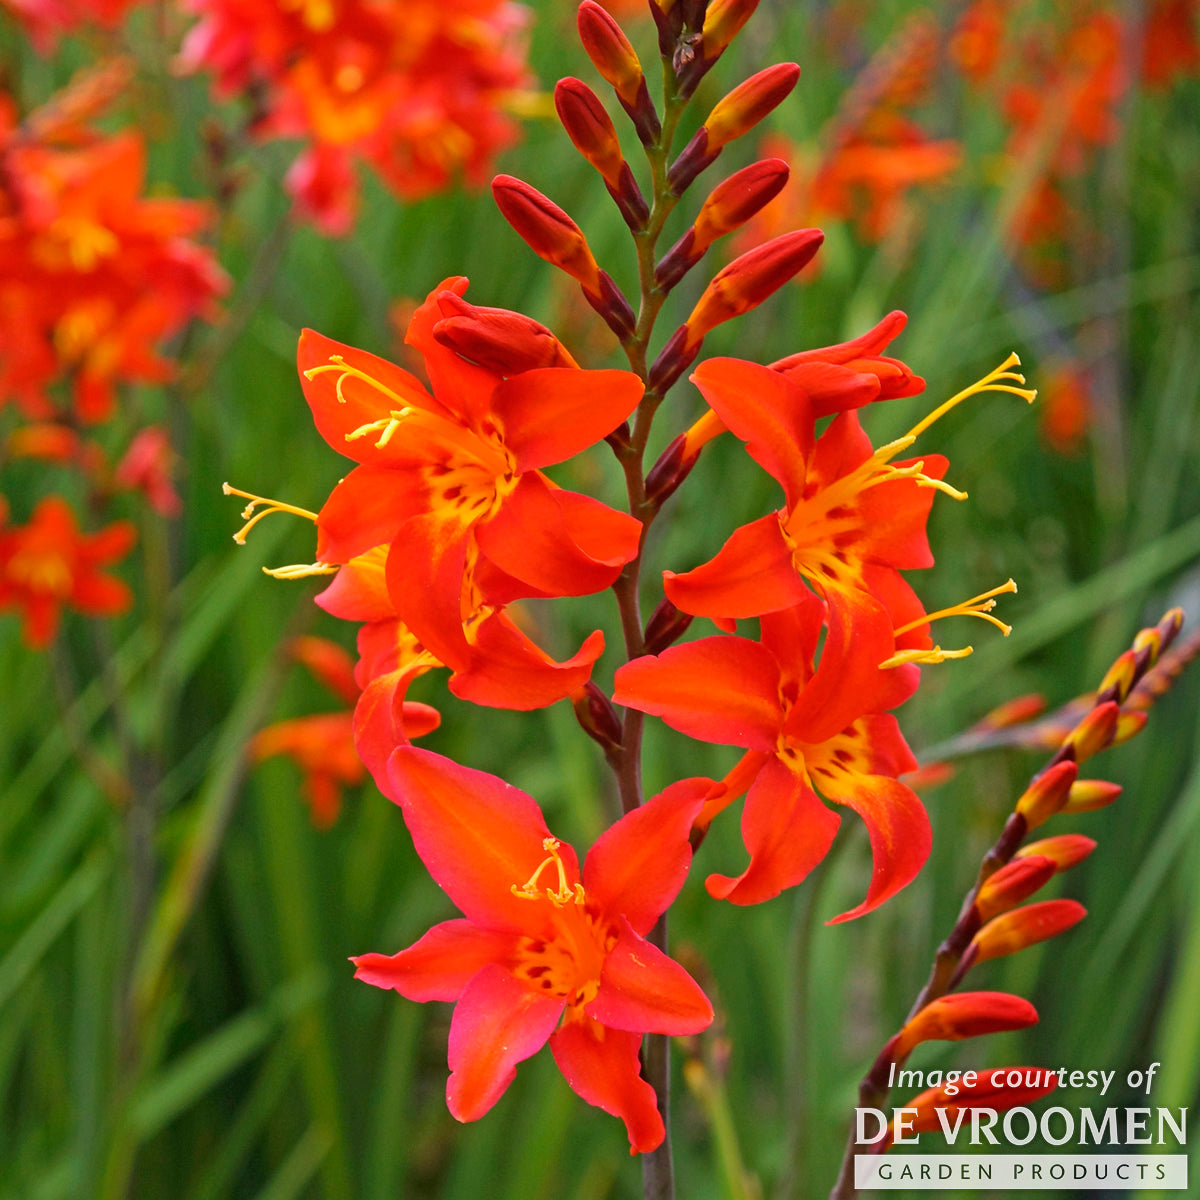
[352,748,713,1152]
[0,495,135,647]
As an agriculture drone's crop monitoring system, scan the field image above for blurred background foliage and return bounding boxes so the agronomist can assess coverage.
[1,0,1199,1197]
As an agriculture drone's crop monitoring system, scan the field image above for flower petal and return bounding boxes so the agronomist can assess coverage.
[550,1014,664,1154]
[588,917,712,1035]
[690,357,814,506]
[494,368,643,470]
[614,637,782,751]
[352,920,518,1002]
[387,747,577,932]
[583,779,709,937]
[446,963,565,1122]
[705,757,841,905]
[664,512,808,619]
[316,466,427,564]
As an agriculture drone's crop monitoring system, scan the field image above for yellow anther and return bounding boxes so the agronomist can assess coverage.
[344,409,412,448]
[223,482,318,545]
[262,562,339,580]
[511,837,587,907]
[879,460,968,502]
[894,579,1017,639]
[880,645,975,670]
[903,353,1037,444]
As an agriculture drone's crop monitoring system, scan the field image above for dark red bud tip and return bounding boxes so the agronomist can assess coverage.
[573,681,624,751]
[624,78,663,147]
[645,432,700,505]
[668,128,720,195]
[648,324,703,393]
[655,229,700,290]
[582,270,637,340]
[643,598,695,655]
[649,0,686,58]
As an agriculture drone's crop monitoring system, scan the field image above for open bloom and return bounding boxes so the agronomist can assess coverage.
[352,748,713,1152]
[615,592,926,917]
[0,495,135,646]
[300,277,643,669]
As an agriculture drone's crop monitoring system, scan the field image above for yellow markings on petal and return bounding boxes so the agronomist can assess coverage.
[511,837,587,908]
[262,562,339,580]
[223,483,318,544]
[880,645,975,670]
[904,353,1037,443]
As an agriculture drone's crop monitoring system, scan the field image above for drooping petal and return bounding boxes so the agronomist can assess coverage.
[315,547,394,622]
[690,357,814,506]
[664,512,809,619]
[493,368,644,470]
[583,779,709,937]
[450,615,603,709]
[316,465,428,563]
[446,963,565,1122]
[352,920,518,1002]
[386,747,577,932]
[477,472,638,597]
[385,511,472,671]
[816,771,930,922]
[614,637,782,751]
[550,1014,664,1154]
[705,757,841,905]
[588,917,713,1035]
[354,664,438,792]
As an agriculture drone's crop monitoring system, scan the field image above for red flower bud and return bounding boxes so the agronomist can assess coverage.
[889,992,1039,1060]
[683,228,823,342]
[969,693,1048,732]
[491,175,603,295]
[701,0,759,60]
[432,291,578,373]
[572,681,624,752]
[1111,709,1148,747]
[642,598,694,654]
[975,855,1056,922]
[555,78,626,189]
[577,1,644,104]
[970,900,1087,964]
[1060,779,1122,814]
[1014,759,1078,829]
[1016,834,1097,872]
[902,1068,1059,1139]
[1097,649,1138,705]
[706,63,801,152]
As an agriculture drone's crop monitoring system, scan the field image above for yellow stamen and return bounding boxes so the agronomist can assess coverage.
[262,562,339,580]
[344,410,413,448]
[903,353,1037,443]
[880,645,975,670]
[511,837,586,907]
[878,458,968,502]
[894,579,1017,639]
[304,357,413,409]
[223,482,318,545]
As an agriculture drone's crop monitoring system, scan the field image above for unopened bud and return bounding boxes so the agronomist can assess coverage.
[683,228,823,342]
[433,292,578,373]
[577,1,644,104]
[492,175,603,294]
[970,900,1087,964]
[1096,649,1138,705]
[1111,709,1148,747]
[585,269,637,340]
[971,693,1048,732]
[1016,834,1097,871]
[1063,700,1120,764]
[657,159,789,288]
[1060,779,1122,815]
[648,324,703,393]
[889,992,1039,1060]
[648,0,686,58]
[1014,759,1078,829]
[643,598,694,654]
[572,681,624,752]
[644,433,701,505]
[904,1069,1058,1137]
[700,0,759,61]
[555,78,626,190]
[976,856,1056,922]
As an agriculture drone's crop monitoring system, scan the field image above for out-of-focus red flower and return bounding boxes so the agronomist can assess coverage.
[177,0,535,233]
[0,94,226,422]
[6,423,107,477]
[0,0,143,51]
[113,427,183,517]
[1039,363,1092,454]
[948,0,1004,85]
[352,749,713,1152]
[0,494,134,647]
[615,591,927,918]
[1143,0,1200,88]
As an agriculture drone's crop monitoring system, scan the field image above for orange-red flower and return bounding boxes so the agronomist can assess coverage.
[178,0,534,233]
[0,102,226,422]
[0,495,134,647]
[300,278,643,671]
[615,591,927,917]
[353,749,713,1153]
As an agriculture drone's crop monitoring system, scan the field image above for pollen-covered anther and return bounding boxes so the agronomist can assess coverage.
[879,458,968,502]
[344,408,414,449]
[896,579,1018,640]
[222,483,318,544]
[879,645,975,670]
[511,837,587,907]
[262,562,339,580]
